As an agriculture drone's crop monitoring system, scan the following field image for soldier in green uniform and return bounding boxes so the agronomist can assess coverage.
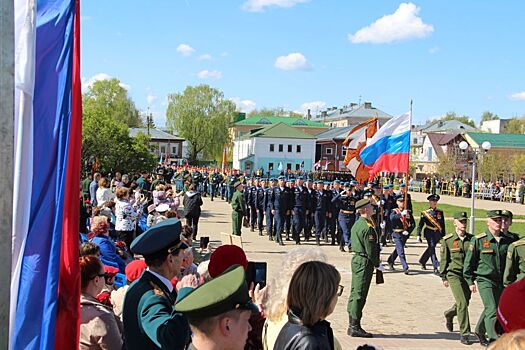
[439,212,473,345]
[347,198,380,338]
[122,218,191,350]
[501,210,520,241]
[503,236,525,286]
[176,265,258,350]
[231,181,246,236]
[463,210,516,345]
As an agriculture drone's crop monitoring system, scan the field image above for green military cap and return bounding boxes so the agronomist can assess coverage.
[131,218,188,257]
[486,210,504,218]
[355,198,371,210]
[501,210,513,219]
[453,212,468,220]
[176,265,258,320]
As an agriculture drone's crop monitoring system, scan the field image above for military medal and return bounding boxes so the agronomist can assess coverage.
[483,239,490,249]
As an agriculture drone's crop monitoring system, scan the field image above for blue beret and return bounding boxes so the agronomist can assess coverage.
[306,178,313,183]
[324,181,330,185]
[297,176,304,180]
[343,182,350,186]
[399,183,406,188]
[278,176,285,180]
[333,180,341,184]
[269,177,276,181]
[351,180,358,185]
[362,189,374,197]
[131,218,188,256]
[315,180,322,184]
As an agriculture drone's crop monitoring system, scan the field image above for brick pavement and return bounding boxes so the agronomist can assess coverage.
[198,197,487,349]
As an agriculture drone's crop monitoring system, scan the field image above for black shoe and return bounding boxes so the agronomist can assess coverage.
[433,268,440,276]
[460,335,471,345]
[295,241,301,245]
[404,269,410,275]
[340,246,345,252]
[420,263,427,270]
[324,236,329,243]
[445,314,454,332]
[269,235,274,241]
[316,236,320,246]
[348,320,373,338]
[250,227,254,232]
[475,332,489,346]
[279,241,285,246]
[258,231,263,236]
[388,262,395,270]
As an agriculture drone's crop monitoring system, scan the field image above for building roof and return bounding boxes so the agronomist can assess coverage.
[425,133,446,159]
[415,119,477,133]
[311,103,393,122]
[129,128,185,141]
[315,126,355,140]
[243,123,316,139]
[465,132,525,149]
[235,115,326,127]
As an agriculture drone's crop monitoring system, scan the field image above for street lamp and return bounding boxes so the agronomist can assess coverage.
[459,140,492,234]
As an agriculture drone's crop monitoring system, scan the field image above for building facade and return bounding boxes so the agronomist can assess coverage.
[129,128,185,162]
[311,102,392,127]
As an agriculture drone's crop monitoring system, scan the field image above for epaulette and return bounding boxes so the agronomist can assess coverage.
[511,239,525,247]
[442,233,453,240]
[475,233,487,239]
[150,281,167,298]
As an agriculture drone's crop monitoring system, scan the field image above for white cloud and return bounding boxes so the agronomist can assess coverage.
[510,92,525,101]
[428,46,439,54]
[147,94,158,105]
[220,52,229,57]
[242,0,308,12]
[81,73,130,92]
[197,70,223,80]
[198,54,212,61]
[274,52,311,71]
[299,101,326,114]
[230,97,257,113]
[176,43,195,56]
[348,2,434,44]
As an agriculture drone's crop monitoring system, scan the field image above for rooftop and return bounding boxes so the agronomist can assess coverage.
[415,119,477,133]
[465,132,525,149]
[129,128,185,141]
[243,123,316,139]
[311,102,393,121]
[235,115,326,127]
[315,126,355,140]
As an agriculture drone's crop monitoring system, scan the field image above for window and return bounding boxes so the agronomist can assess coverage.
[172,146,177,154]
[270,144,275,152]
[287,144,292,152]
[296,145,301,153]
[295,164,300,170]
[341,147,347,156]
[326,147,333,155]
[160,146,166,153]
[287,163,292,170]
[278,144,283,152]
[269,162,274,170]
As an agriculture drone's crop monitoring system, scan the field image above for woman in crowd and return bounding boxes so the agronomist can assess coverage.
[95,177,115,207]
[263,248,341,350]
[80,255,123,350]
[90,216,126,273]
[273,260,341,350]
[183,184,203,239]
[114,187,140,249]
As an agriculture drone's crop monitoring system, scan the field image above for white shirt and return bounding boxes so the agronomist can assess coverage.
[147,269,174,292]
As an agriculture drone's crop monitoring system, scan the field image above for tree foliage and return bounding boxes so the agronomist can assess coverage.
[511,155,525,179]
[247,107,302,118]
[503,117,525,134]
[82,79,156,174]
[437,153,458,177]
[478,153,511,182]
[480,111,499,123]
[433,111,476,128]
[83,78,142,127]
[166,85,236,162]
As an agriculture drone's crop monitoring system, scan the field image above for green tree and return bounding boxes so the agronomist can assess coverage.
[504,117,525,134]
[247,107,302,118]
[480,111,499,123]
[166,85,236,162]
[511,155,525,179]
[437,153,458,177]
[478,153,510,182]
[434,111,476,128]
[83,78,142,127]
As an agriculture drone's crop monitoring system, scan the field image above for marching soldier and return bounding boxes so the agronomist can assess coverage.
[331,180,343,245]
[347,198,380,338]
[387,194,415,274]
[417,194,445,274]
[502,209,524,286]
[270,176,288,246]
[255,179,266,236]
[439,212,474,345]
[332,182,357,252]
[231,181,246,236]
[324,182,335,244]
[264,178,276,240]
[243,179,252,228]
[304,179,316,241]
[284,179,294,240]
[291,176,308,245]
[249,179,259,232]
[463,210,516,345]
[398,183,413,212]
[501,210,520,241]
[313,181,328,246]
[381,185,396,246]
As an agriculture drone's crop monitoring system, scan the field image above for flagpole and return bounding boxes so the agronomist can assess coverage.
[405,100,413,204]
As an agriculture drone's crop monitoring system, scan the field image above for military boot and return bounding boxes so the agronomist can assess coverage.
[316,235,321,246]
[349,319,373,338]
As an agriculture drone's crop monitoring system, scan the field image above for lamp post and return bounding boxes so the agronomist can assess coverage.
[459,140,492,234]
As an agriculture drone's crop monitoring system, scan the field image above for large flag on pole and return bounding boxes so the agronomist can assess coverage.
[12,0,82,349]
[342,117,378,183]
[360,112,411,177]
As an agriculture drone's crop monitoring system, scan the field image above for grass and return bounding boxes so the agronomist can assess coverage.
[411,201,525,238]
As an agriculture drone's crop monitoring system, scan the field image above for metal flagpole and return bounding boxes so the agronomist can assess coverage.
[404,100,413,204]
[0,0,14,346]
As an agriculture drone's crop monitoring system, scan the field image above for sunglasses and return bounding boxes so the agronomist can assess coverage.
[337,285,344,297]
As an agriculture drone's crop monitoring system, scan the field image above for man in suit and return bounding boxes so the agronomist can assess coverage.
[122,218,192,350]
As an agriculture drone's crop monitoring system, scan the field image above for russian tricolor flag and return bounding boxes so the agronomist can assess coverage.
[12,0,82,349]
[359,112,411,176]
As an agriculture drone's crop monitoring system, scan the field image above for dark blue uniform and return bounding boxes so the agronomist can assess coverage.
[243,184,251,223]
[305,186,316,241]
[284,186,293,239]
[329,188,342,245]
[332,190,357,250]
[255,186,266,235]
[324,189,334,243]
[264,187,274,238]
[292,185,308,244]
[270,186,289,245]
[314,188,329,245]
[249,186,258,230]
[418,208,446,271]
[387,207,415,272]
[382,193,397,245]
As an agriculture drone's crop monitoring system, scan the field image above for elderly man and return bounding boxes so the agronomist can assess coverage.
[463,210,516,346]
[122,218,192,350]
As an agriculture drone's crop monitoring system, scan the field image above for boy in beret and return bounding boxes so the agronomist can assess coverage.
[463,210,516,345]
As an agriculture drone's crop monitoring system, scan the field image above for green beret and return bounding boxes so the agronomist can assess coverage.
[355,198,371,210]
[501,210,513,219]
[130,218,188,256]
[176,265,258,320]
[486,210,503,218]
[453,212,468,220]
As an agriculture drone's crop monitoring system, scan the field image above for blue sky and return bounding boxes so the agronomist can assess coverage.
[80,0,525,127]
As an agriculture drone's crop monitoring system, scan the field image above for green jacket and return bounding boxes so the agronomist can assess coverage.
[463,229,515,286]
[231,189,246,215]
[122,271,190,350]
[439,231,473,281]
[503,238,525,286]
[350,217,380,267]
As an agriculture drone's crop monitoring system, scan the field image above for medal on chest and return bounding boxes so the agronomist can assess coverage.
[437,212,442,220]
[483,239,490,249]
[453,240,459,249]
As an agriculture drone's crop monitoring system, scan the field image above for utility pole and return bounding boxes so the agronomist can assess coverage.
[0,0,14,347]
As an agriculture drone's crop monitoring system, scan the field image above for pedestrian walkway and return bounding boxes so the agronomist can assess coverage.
[198,197,485,349]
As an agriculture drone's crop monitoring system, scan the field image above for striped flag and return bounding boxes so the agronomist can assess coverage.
[12,1,82,349]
